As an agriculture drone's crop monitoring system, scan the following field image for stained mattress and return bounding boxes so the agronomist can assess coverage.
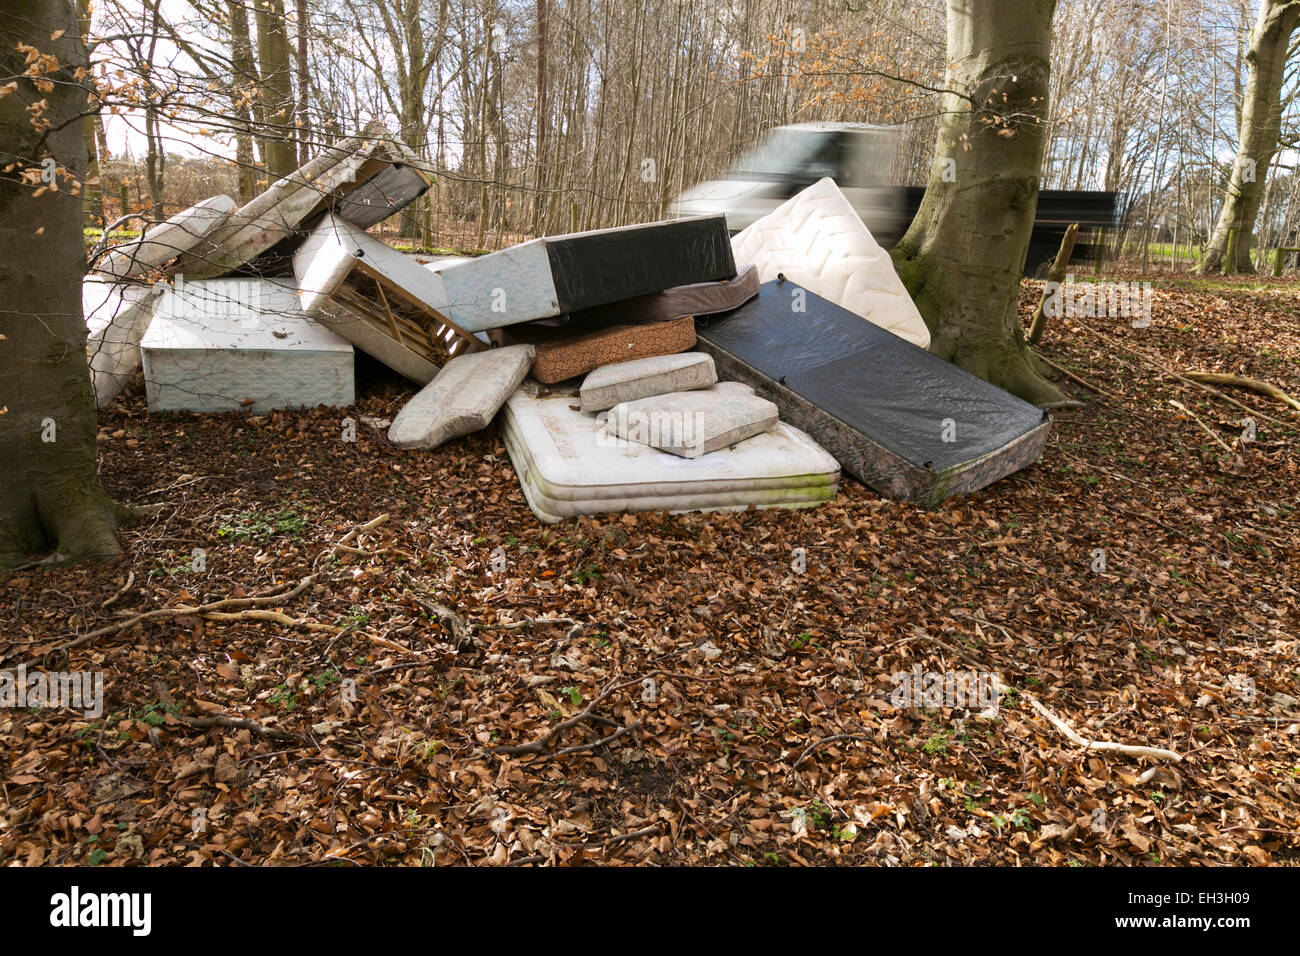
[696,280,1051,506]
[500,381,839,522]
[730,178,931,349]
[491,316,695,384]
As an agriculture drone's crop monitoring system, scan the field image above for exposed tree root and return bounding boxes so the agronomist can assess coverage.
[1182,371,1300,412]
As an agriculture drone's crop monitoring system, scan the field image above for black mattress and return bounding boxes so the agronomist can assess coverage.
[696,279,1051,503]
[545,215,736,313]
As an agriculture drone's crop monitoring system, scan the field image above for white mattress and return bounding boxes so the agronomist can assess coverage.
[94,195,235,280]
[438,240,558,332]
[294,212,449,383]
[500,382,839,522]
[141,278,353,413]
[84,277,156,408]
[729,178,931,349]
[388,344,534,449]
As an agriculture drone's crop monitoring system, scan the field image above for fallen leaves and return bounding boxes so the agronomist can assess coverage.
[0,277,1297,866]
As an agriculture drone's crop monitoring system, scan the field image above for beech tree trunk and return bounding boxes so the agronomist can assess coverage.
[255,0,299,179]
[0,0,125,567]
[227,1,261,201]
[1198,0,1300,274]
[890,0,1067,406]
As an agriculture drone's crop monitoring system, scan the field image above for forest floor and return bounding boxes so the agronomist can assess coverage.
[2,273,1298,867]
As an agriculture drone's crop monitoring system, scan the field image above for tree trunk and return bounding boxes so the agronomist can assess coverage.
[255,0,299,179]
[1198,0,1300,275]
[889,0,1067,406]
[534,0,548,235]
[227,0,261,201]
[0,0,125,568]
[76,0,105,228]
[294,0,311,164]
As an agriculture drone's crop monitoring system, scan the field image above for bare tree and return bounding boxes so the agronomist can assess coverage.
[1199,0,1300,273]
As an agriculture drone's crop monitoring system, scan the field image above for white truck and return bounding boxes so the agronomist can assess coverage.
[668,122,908,243]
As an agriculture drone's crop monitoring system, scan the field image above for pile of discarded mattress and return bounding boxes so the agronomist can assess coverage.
[86,123,1050,520]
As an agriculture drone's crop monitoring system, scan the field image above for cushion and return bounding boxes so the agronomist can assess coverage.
[579,352,716,413]
[604,381,778,458]
[491,316,695,384]
[729,178,931,349]
[388,344,535,449]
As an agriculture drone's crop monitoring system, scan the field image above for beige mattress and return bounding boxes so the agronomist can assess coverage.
[500,381,839,522]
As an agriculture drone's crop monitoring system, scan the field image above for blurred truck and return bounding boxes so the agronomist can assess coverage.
[669,121,1116,272]
[669,122,910,245]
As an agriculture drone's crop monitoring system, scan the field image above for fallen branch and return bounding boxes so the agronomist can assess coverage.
[186,715,301,741]
[101,570,136,609]
[153,680,301,741]
[402,590,476,647]
[1169,399,1237,456]
[24,514,394,667]
[482,616,580,631]
[493,675,642,757]
[336,513,390,547]
[1038,355,1124,404]
[1070,321,1287,425]
[911,623,1182,762]
[791,733,873,770]
[201,608,338,632]
[1024,695,1182,762]
[9,575,318,667]
[1182,371,1300,412]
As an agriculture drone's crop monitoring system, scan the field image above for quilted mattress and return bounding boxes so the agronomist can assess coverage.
[84,277,157,408]
[142,278,354,414]
[729,178,931,349]
[696,280,1051,506]
[95,195,236,280]
[500,381,839,522]
[438,215,735,332]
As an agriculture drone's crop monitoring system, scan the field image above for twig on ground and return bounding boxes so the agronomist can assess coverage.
[1039,355,1125,404]
[791,733,873,770]
[101,570,135,608]
[1169,399,1238,456]
[1023,695,1183,762]
[1071,321,1287,425]
[492,674,643,757]
[10,574,317,667]
[912,621,1183,762]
